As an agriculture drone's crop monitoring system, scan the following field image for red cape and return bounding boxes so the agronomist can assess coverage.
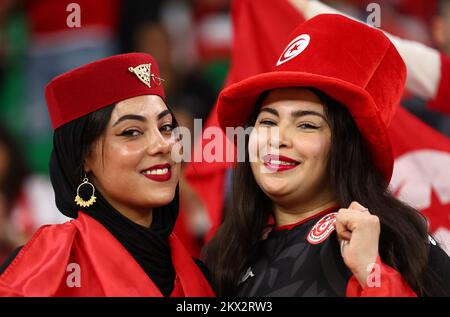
[0,212,215,297]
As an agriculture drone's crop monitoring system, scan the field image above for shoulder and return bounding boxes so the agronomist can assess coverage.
[428,236,450,268]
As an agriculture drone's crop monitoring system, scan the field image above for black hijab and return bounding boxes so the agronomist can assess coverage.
[49,105,178,296]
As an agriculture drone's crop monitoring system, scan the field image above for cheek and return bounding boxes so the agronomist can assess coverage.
[248,127,271,161]
[248,130,259,162]
[103,142,146,168]
[249,129,266,183]
[171,162,182,181]
[250,160,260,180]
[299,135,331,171]
[169,140,183,161]
[250,160,266,192]
[92,142,146,188]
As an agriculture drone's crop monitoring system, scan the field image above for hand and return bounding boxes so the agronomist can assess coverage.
[335,201,380,287]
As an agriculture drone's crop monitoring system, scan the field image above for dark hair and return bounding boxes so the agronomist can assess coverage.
[80,105,115,185]
[202,88,447,296]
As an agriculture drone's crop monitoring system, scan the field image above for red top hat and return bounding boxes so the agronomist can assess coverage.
[45,53,165,130]
[217,14,406,182]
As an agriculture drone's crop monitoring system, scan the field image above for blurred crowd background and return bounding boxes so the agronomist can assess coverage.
[0,0,449,262]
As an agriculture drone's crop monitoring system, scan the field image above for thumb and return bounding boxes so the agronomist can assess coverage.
[334,215,352,241]
[348,201,367,212]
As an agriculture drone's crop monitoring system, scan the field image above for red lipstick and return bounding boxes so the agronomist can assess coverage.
[262,154,300,172]
[141,163,172,182]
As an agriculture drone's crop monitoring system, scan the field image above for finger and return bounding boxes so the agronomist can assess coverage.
[348,201,368,212]
[336,209,364,232]
[340,239,350,257]
[335,214,352,241]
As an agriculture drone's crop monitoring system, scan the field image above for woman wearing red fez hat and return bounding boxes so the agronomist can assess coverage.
[204,14,450,297]
[0,53,214,297]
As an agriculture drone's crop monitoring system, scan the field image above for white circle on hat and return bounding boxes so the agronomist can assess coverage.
[276,34,310,66]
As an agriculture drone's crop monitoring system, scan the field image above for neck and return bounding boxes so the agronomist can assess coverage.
[274,199,338,227]
[102,197,153,227]
[94,184,154,227]
[121,208,153,227]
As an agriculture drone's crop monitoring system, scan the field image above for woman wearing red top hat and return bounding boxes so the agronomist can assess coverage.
[0,53,214,297]
[203,14,450,297]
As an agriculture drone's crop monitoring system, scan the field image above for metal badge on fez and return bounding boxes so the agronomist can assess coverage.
[128,63,165,88]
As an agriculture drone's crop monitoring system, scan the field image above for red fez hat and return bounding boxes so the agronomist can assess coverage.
[217,14,406,182]
[45,53,165,130]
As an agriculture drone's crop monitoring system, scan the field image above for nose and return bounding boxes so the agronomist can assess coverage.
[269,124,293,149]
[147,131,171,156]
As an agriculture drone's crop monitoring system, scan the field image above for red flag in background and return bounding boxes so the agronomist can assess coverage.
[183,0,450,254]
[389,107,450,253]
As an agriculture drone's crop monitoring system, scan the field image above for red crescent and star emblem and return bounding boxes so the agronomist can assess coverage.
[276,34,310,66]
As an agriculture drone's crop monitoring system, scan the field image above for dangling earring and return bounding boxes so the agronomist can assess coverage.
[74,175,97,207]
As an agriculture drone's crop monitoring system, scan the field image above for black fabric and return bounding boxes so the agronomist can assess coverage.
[237,212,352,297]
[427,242,450,296]
[236,211,450,297]
[49,113,178,297]
[193,257,214,290]
[0,246,23,275]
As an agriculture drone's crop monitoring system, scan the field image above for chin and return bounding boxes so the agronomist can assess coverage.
[261,183,294,198]
[260,175,292,190]
[147,193,176,207]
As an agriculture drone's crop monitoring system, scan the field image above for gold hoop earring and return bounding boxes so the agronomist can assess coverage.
[74,176,97,207]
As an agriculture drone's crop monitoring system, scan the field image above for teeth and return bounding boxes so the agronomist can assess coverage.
[269,159,297,166]
[143,168,169,175]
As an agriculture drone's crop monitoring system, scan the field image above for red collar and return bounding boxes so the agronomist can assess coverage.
[273,205,340,231]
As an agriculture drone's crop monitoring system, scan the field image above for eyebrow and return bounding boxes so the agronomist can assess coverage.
[112,110,172,126]
[157,109,172,120]
[259,107,327,121]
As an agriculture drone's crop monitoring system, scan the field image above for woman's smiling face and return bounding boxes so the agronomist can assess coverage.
[84,95,181,218]
[249,88,334,210]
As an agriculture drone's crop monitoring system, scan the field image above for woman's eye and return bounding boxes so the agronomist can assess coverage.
[160,123,175,133]
[120,129,142,137]
[298,123,319,129]
[259,120,276,126]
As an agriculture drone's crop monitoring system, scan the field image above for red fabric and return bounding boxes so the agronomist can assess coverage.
[45,53,165,130]
[14,190,35,237]
[346,256,416,297]
[26,0,118,36]
[0,212,214,297]
[217,14,406,182]
[185,155,228,242]
[388,107,450,236]
[273,205,339,232]
[395,0,437,24]
[173,205,201,258]
[428,53,450,116]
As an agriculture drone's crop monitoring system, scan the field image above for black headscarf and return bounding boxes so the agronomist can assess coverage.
[49,107,178,296]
